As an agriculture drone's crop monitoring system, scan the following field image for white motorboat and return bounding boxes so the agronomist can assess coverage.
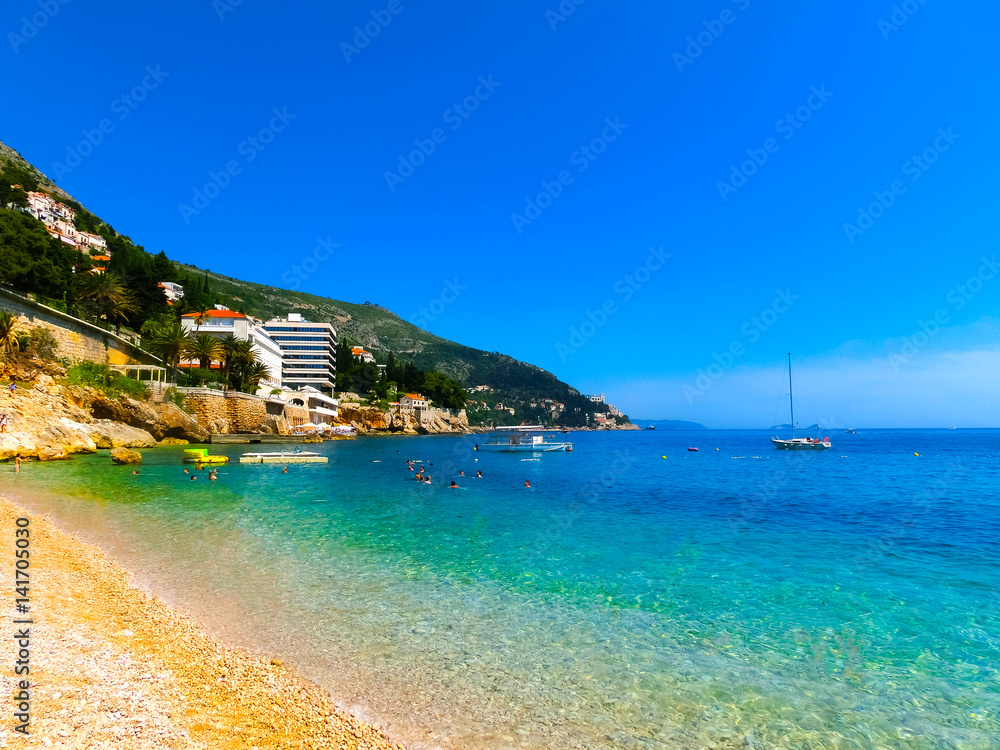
[771,354,831,451]
[476,426,573,452]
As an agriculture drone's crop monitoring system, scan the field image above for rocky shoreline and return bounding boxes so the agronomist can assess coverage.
[0,494,405,749]
[0,359,208,463]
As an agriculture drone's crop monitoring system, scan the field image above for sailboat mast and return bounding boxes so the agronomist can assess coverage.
[787,353,795,437]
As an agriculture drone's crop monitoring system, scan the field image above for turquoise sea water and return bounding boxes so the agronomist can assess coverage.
[8,430,1000,750]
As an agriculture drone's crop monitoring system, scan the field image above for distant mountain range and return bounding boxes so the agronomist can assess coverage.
[632,419,707,430]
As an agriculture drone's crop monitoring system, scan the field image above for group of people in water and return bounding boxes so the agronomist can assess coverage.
[405,459,530,488]
[183,466,220,481]
[406,458,485,487]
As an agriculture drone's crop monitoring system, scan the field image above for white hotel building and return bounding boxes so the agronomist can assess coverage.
[263,313,338,394]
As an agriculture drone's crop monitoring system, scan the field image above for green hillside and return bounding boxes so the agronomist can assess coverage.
[174,263,613,427]
[0,137,626,427]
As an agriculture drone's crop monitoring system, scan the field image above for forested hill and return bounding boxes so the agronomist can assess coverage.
[0,138,622,427]
[174,262,602,422]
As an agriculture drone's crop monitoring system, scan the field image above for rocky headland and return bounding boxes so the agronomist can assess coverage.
[0,358,208,462]
[337,401,471,435]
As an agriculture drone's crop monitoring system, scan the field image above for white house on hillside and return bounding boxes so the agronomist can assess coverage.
[399,393,427,409]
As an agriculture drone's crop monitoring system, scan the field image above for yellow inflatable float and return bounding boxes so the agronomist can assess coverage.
[183,448,230,464]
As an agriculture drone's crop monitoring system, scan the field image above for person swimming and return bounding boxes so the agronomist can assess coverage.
[190,474,197,481]
[459,470,465,476]
[450,480,458,488]
[282,466,288,474]
[524,480,531,488]
[477,470,482,478]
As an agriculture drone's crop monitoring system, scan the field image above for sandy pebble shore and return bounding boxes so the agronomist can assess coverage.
[0,496,406,750]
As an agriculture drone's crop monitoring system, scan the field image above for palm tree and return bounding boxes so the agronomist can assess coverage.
[219,333,240,381]
[149,322,191,377]
[229,341,259,391]
[108,290,140,337]
[0,311,19,361]
[191,309,213,334]
[77,272,128,329]
[186,335,225,371]
[241,360,271,393]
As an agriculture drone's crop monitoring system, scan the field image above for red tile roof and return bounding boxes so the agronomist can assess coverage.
[403,393,424,400]
[182,310,245,319]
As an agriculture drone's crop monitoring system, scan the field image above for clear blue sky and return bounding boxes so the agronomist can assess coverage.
[3,0,998,427]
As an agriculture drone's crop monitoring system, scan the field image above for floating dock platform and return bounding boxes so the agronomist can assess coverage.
[211,434,308,445]
[239,452,328,464]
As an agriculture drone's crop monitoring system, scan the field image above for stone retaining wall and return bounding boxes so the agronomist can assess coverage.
[0,287,159,366]
[177,388,275,434]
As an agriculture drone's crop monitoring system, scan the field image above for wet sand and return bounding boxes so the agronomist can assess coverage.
[0,495,406,750]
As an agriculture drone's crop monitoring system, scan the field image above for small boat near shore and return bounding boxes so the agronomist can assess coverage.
[239,451,328,464]
[476,426,573,453]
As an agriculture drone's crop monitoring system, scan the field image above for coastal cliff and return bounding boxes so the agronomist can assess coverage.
[337,402,470,435]
[0,359,209,462]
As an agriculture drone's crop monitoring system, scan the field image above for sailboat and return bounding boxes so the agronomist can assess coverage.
[771,354,831,451]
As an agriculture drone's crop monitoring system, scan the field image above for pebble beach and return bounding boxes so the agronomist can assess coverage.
[0,495,404,750]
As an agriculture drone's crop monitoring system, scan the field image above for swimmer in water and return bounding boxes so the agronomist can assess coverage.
[459,470,465,476]
[183,468,189,474]
[477,470,482,478]
[450,480,458,488]
[282,466,288,474]
[132,470,139,475]
[524,480,531,488]
[190,474,197,481]
[423,475,431,484]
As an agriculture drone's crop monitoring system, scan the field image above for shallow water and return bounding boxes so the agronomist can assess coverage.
[8,429,1000,749]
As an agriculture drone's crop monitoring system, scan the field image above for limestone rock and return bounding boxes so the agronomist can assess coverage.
[81,420,157,449]
[152,402,210,443]
[37,442,69,461]
[110,447,143,465]
[89,393,162,435]
[159,437,189,445]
